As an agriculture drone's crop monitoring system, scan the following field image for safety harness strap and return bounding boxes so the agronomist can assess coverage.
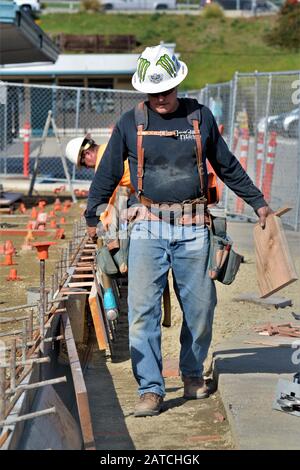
[135,100,207,202]
[192,119,206,201]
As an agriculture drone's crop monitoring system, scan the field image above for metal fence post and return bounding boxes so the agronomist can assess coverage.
[295,73,300,231]
[73,88,81,181]
[259,73,272,190]
[253,70,259,183]
[225,72,238,211]
[4,84,7,175]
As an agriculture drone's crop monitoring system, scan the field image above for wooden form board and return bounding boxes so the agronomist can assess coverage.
[88,283,110,352]
[61,313,96,451]
[253,212,298,298]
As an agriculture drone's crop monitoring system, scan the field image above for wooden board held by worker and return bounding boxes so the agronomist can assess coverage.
[253,207,298,298]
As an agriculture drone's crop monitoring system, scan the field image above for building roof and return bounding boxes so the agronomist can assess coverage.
[0,53,141,76]
[0,42,177,77]
[0,2,59,65]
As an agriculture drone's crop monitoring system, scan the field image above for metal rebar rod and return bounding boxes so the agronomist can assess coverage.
[3,356,50,370]
[39,259,46,355]
[48,297,69,304]
[50,274,54,302]
[0,315,30,324]
[10,339,16,391]
[28,309,34,342]
[60,259,63,284]
[6,376,66,395]
[0,407,56,427]
[21,320,27,363]
[0,329,25,338]
[0,367,6,422]
[54,264,59,291]
[43,335,64,344]
[0,303,38,314]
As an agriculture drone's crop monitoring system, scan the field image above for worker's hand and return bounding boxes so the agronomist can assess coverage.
[256,205,274,229]
[96,220,107,237]
[86,225,97,241]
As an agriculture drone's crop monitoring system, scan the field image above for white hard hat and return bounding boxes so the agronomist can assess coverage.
[65,134,92,167]
[132,44,188,94]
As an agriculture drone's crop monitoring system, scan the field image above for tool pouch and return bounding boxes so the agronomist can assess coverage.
[96,228,130,277]
[208,213,243,285]
[96,245,119,277]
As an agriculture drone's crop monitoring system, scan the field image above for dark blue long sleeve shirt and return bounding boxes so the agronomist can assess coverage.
[85,99,267,226]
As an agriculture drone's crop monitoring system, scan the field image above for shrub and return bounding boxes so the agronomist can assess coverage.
[265,0,300,50]
[80,0,101,12]
[202,3,225,19]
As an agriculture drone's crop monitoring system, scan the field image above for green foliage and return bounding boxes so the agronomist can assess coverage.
[41,13,300,89]
[80,0,101,13]
[265,0,300,50]
[202,3,225,19]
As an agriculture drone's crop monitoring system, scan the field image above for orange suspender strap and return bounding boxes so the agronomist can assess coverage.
[192,119,206,199]
[137,124,145,196]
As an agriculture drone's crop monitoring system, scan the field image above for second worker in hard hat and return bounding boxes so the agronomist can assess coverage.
[65,133,133,237]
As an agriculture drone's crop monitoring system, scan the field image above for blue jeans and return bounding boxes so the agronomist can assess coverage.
[128,220,217,397]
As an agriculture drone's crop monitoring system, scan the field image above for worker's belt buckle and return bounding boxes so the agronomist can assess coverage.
[174,213,205,226]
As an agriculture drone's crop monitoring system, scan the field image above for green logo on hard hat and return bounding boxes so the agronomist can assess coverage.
[137,58,150,82]
[156,54,177,78]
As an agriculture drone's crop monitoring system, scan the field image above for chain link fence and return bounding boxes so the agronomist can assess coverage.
[0,82,144,182]
[1,71,300,229]
[189,71,300,230]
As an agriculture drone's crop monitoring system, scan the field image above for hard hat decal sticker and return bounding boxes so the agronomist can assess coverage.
[156,54,177,78]
[137,58,150,82]
[149,73,163,84]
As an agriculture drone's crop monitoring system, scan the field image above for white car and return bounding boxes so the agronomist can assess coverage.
[14,0,41,17]
[102,0,177,10]
[257,108,299,138]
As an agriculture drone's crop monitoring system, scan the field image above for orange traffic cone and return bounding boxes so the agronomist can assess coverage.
[1,253,16,266]
[5,240,16,255]
[31,207,38,219]
[7,269,21,281]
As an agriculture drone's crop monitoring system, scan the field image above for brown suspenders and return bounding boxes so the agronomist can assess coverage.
[136,101,207,203]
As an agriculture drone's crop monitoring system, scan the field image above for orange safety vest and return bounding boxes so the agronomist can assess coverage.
[96,144,134,229]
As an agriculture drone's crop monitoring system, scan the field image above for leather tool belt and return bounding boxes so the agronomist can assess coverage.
[133,194,209,226]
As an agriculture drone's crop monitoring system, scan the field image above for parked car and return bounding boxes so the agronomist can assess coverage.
[101,0,176,10]
[257,108,299,138]
[14,0,41,18]
[214,0,278,11]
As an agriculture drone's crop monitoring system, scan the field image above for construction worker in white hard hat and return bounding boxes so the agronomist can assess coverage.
[66,134,106,171]
[65,133,133,231]
[85,44,272,417]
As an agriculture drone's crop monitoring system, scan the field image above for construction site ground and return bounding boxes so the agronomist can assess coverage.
[1,194,299,450]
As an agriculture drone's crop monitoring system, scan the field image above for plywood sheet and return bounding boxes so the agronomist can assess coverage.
[253,213,298,298]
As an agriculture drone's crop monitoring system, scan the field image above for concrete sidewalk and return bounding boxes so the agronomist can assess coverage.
[214,332,300,449]
[214,221,300,450]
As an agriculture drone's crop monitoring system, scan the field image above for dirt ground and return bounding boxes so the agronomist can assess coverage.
[1,199,299,450]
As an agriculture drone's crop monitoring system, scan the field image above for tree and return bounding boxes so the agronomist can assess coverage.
[266,0,300,50]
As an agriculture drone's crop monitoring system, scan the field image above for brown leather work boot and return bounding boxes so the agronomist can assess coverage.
[183,376,209,399]
[134,392,163,417]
